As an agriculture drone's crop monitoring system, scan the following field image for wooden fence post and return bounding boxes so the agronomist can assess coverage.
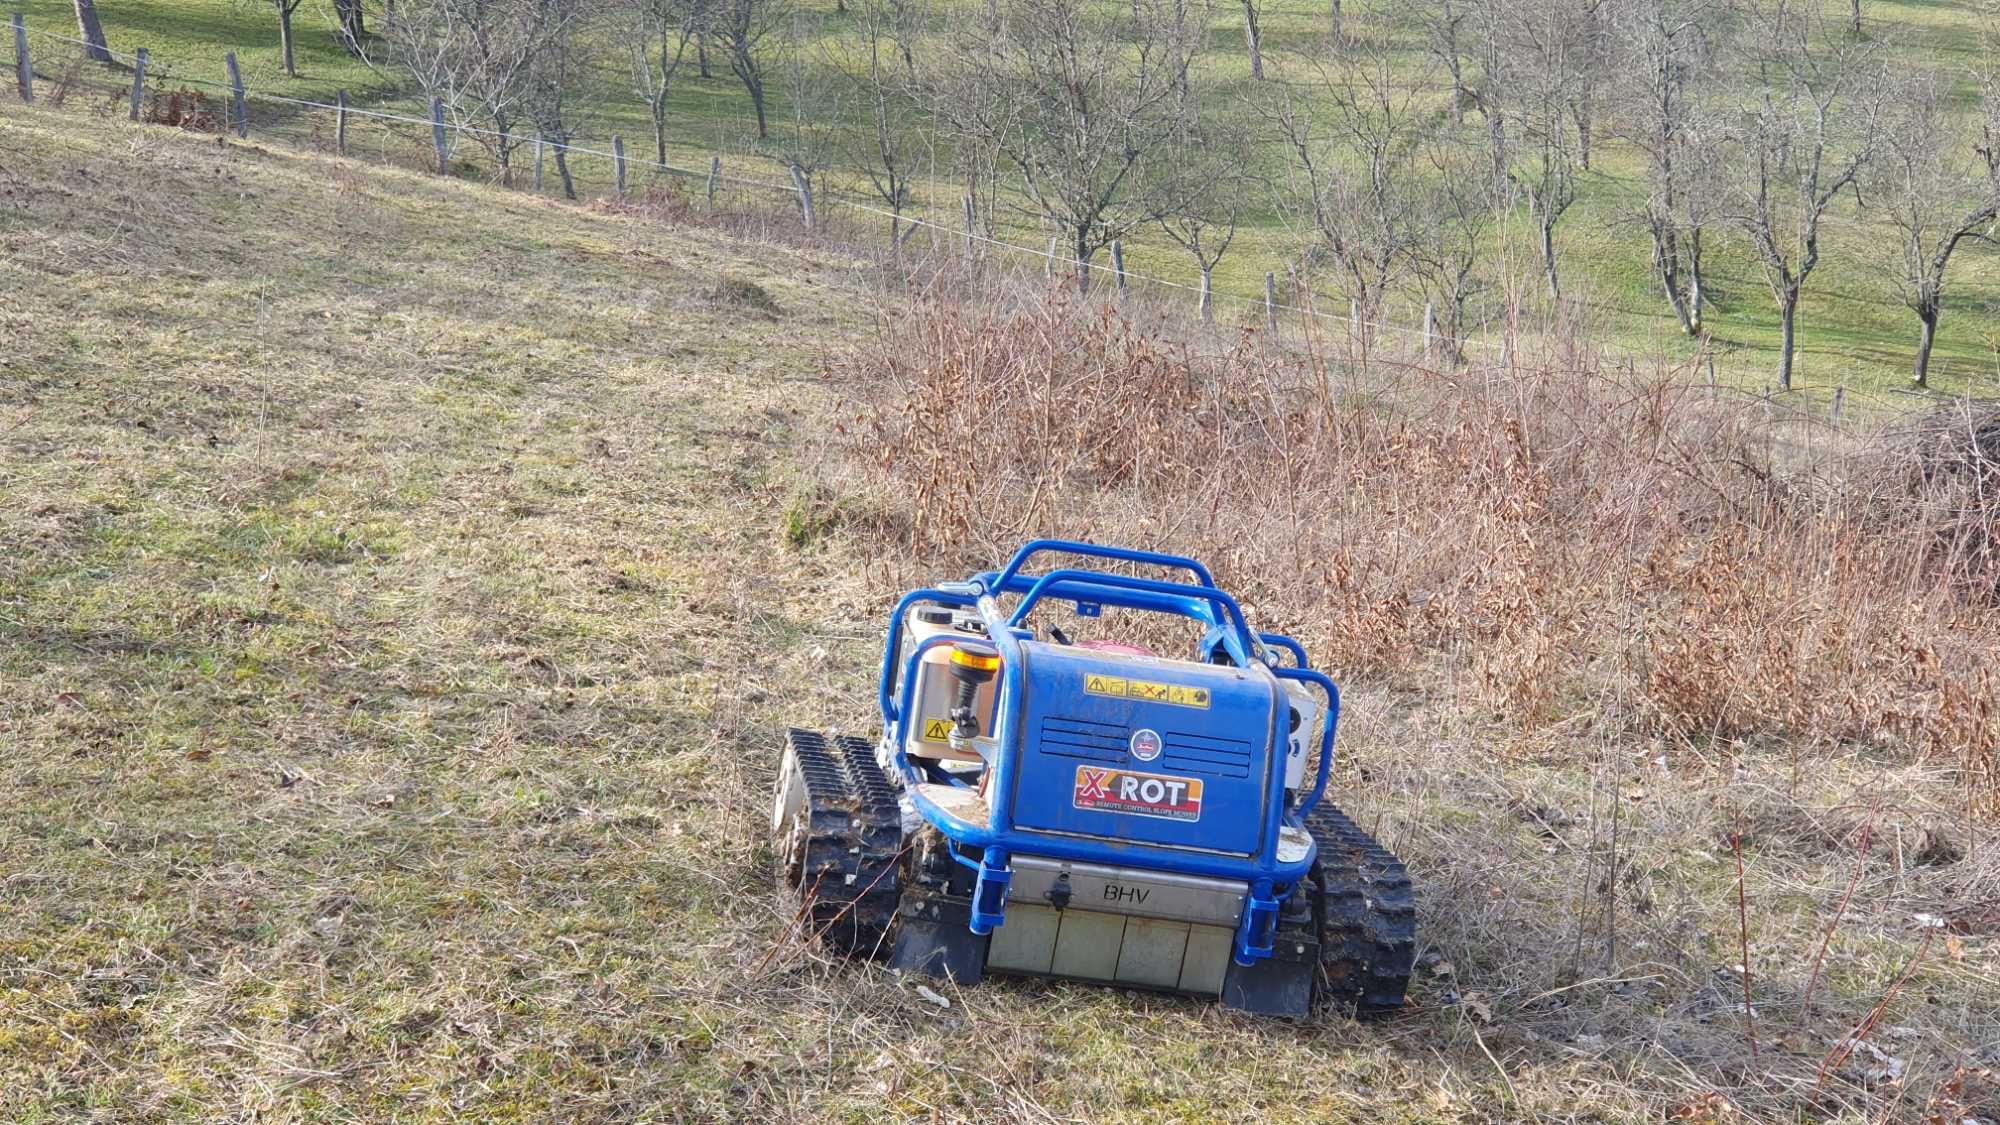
[335,89,349,156]
[224,51,246,137]
[128,46,147,121]
[12,14,29,105]
[1111,240,1127,303]
[613,135,626,198]
[1707,354,1718,398]
[706,155,719,209]
[1265,272,1277,332]
[962,195,975,265]
[788,163,814,229]
[1833,385,1845,423]
[534,134,545,191]
[1046,236,1058,280]
[429,97,447,174]
[1422,301,1435,360]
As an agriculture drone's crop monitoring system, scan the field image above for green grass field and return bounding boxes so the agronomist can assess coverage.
[11,0,2000,402]
[6,81,2000,1123]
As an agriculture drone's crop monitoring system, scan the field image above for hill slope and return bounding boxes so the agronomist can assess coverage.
[4,101,1998,1123]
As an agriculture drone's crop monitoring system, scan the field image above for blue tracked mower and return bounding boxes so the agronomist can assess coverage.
[771,541,1414,1017]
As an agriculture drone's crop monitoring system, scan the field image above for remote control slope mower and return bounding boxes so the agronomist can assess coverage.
[770,541,1414,1017]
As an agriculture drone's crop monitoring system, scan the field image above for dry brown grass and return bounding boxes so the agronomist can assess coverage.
[844,293,2000,805]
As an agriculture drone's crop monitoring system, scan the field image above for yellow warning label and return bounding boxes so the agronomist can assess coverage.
[921,718,953,742]
[1085,674,1210,709]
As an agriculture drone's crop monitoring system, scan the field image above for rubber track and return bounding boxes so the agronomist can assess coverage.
[1307,801,1417,1019]
[784,729,904,956]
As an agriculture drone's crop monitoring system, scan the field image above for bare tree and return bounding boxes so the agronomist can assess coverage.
[930,0,1192,292]
[1413,0,1474,124]
[626,0,703,165]
[1478,0,1595,302]
[1723,1,1887,390]
[524,0,596,199]
[332,0,370,56]
[1242,0,1264,80]
[388,0,589,186]
[840,0,925,247]
[274,0,307,76]
[1269,49,1429,343]
[1612,0,1723,334]
[1408,126,1494,363]
[72,0,111,63]
[714,0,786,138]
[1880,68,2000,387]
[1153,106,1250,323]
[765,20,841,226]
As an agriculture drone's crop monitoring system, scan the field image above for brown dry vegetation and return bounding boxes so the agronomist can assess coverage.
[848,294,2000,800]
[5,93,2000,1123]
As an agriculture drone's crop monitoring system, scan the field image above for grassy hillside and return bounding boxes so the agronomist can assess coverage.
[12,0,2000,402]
[5,89,1999,1122]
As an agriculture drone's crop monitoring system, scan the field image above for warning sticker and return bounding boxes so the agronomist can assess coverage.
[1073,766,1204,822]
[1083,674,1211,709]
[921,717,953,742]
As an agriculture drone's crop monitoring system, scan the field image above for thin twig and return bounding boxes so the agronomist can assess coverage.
[1799,809,1878,1026]
[1732,831,1759,1069]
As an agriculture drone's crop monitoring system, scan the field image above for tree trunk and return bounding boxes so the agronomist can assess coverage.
[1539,212,1560,301]
[497,118,513,187]
[72,0,110,63]
[697,35,711,79]
[1576,101,1592,170]
[1687,227,1706,333]
[1652,223,1691,334]
[1777,289,1797,390]
[1913,302,1937,387]
[653,107,668,167]
[1242,0,1263,80]
[1074,231,1092,295]
[1199,264,1214,324]
[1849,0,1861,34]
[554,146,576,200]
[1329,0,1342,46]
[276,2,296,77]
[335,0,366,54]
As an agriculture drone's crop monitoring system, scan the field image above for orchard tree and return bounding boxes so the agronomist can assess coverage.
[388,0,592,186]
[1269,49,1430,343]
[1722,0,1887,390]
[1153,104,1252,323]
[1407,126,1494,363]
[1477,0,1600,302]
[840,0,927,247]
[1611,0,1725,334]
[714,0,787,138]
[930,0,1194,292]
[1880,68,2000,387]
[626,0,705,165]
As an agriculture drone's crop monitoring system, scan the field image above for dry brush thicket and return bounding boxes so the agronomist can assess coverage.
[844,294,2000,806]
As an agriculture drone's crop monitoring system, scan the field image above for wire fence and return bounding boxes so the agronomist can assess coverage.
[8,16,1990,431]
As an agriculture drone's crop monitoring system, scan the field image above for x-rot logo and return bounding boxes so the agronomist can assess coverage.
[1073,766,1203,822]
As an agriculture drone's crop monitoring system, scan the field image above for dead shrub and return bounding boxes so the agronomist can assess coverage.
[145,89,222,134]
[841,293,2000,805]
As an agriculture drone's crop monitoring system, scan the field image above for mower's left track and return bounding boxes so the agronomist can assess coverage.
[772,728,904,956]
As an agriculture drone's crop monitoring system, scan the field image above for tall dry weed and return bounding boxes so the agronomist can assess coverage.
[840,293,2000,804]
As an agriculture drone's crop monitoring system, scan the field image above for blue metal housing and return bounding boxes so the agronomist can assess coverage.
[878,540,1342,967]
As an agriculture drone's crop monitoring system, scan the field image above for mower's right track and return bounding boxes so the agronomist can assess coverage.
[1304,802,1417,1018]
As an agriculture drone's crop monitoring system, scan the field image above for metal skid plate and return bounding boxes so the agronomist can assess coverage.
[986,903,1235,996]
